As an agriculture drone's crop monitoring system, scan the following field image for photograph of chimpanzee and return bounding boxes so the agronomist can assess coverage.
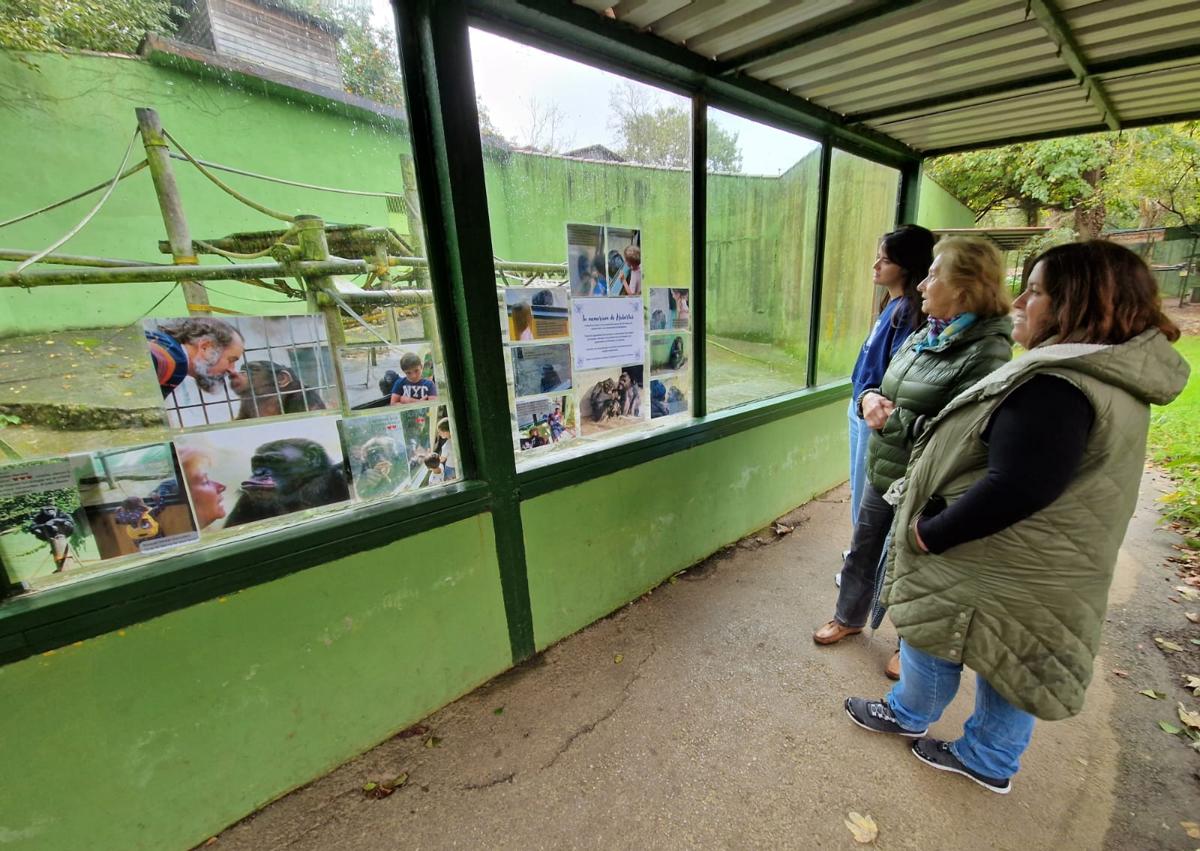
[72,443,199,560]
[650,334,689,374]
[511,343,572,398]
[567,223,607,298]
[337,343,438,410]
[576,364,645,436]
[0,459,100,586]
[505,286,570,342]
[143,316,335,429]
[341,410,453,500]
[516,395,576,451]
[650,376,689,419]
[174,417,349,532]
[604,227,642,297]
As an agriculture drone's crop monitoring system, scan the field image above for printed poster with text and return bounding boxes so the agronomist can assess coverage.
[571,297,645,372]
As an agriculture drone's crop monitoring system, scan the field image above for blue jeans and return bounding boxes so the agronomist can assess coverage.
[886,640,1036,780]
[847,400,871,528]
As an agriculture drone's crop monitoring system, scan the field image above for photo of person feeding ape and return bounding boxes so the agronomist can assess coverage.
[577,365,644,436]
[516,396,576,451]
[144,316,333,429]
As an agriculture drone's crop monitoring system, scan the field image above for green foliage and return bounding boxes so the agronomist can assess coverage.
[1107,122,1200,231]
[288,0,404,109]
[1149,335,1200,538]
[0,486,79,530]
[926,134,1114,229]
[928,123,1199,238]
[0,0,178,54]
[608,81,742,172]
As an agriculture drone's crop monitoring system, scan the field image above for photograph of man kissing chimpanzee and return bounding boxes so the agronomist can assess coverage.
[143,315,334,429]
[174,417,349,532]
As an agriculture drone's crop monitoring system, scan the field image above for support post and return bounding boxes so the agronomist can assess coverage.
[897,159,922,226]
[691,94,707,418]
[396,0,535,661]
[135,107,210,313]
[296,215,352,413]
[806,142,833,387]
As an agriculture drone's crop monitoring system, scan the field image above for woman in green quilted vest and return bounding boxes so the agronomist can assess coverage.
[814,237,1014,681]
[845,240,1190,795]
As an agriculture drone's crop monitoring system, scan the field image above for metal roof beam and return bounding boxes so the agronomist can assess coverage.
[845,42,1200,125]
[715,0,921,76]
[1027,0,1120,130]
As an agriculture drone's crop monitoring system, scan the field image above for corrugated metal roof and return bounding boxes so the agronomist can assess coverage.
[574,0,1200,154]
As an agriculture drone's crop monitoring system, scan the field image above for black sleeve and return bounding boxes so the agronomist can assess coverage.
[916,374,1095,554]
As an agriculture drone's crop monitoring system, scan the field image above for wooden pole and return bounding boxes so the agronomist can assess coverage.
[135,107,211,313]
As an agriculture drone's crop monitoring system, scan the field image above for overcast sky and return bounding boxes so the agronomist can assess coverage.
[466,28,820,176]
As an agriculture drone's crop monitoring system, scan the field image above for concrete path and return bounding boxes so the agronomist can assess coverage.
[211,474,1199,850]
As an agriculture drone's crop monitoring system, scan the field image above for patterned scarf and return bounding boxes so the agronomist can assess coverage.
[914,312,977,352]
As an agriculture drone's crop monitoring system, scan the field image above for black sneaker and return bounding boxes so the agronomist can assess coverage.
[844,697,928,737]
[910,737,1012,794]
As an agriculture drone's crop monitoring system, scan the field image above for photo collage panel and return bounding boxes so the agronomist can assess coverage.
[0,309,462,590]
[646,286,692,420]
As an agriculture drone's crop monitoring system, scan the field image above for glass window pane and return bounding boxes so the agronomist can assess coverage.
[0,0,459,593]
[468,28,693,464]
[816,150,901,384]
[706,109,820,412]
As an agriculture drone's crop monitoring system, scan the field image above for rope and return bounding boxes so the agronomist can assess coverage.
[13,128,142,274]
[193,225,297,261]
[0,160,148,231]
[162,129,297,223]
[167,152,400,199]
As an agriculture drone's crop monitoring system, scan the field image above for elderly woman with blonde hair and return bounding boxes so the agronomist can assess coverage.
[814,237,1014,680]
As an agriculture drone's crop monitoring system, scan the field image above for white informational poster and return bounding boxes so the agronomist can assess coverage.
[571,296,645,371]
[0,460,74,499]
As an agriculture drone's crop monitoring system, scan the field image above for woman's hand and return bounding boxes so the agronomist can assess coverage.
[861,392,895,429]
[911,516,930,553]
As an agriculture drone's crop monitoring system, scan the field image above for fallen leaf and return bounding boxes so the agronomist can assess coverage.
[774,522,794,536]
[1112,669,1130,678]
[362,779,395,799]
[1184,674,1200,695]
[1191,639,1200,646]
[1183,821,1200,840]
[844,812,878,844]
[1138,689,1166,700]
[1186,612,1200,624]
[1155,637,1186,652]
[614,653,624,664]
[1178,703,1200,729]
[424,736,443,748]
[493,706,504,716]
[1175,587,1200,602]
[396,724,428,739]
[1158,720,1182,735]
[387,772,409,789]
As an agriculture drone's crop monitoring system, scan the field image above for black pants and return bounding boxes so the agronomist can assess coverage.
[835,484,893,628]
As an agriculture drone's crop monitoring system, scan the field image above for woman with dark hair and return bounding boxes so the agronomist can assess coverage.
[816,237,1014,682]
[845,225,935,529]
[845,240,1189,794]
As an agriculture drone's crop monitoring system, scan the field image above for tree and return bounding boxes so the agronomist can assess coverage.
[290,0,405,109]
[0,0,178,55]
[926,134,1116,236]
[608,81,742,172]
[521,96,574,153]
[1107,122,1200,234]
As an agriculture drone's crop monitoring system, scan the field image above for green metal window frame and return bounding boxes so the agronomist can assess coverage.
[0,0,922,667]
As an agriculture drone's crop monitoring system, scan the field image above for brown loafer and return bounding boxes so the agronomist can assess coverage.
[813,620,862,645]
[885,650,901,680]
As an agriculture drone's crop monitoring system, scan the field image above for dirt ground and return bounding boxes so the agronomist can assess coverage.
[1165,301,1200,336]
[203,473,1200,851]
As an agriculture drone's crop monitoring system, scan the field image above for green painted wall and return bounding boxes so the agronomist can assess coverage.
[916,177,976,230]
[523,401,847,648]
[0,514,511,851]
[0,51,413,333]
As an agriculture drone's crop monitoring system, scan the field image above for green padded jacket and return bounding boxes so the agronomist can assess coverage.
[881,329,1190,720]
[864,315,1014,495]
